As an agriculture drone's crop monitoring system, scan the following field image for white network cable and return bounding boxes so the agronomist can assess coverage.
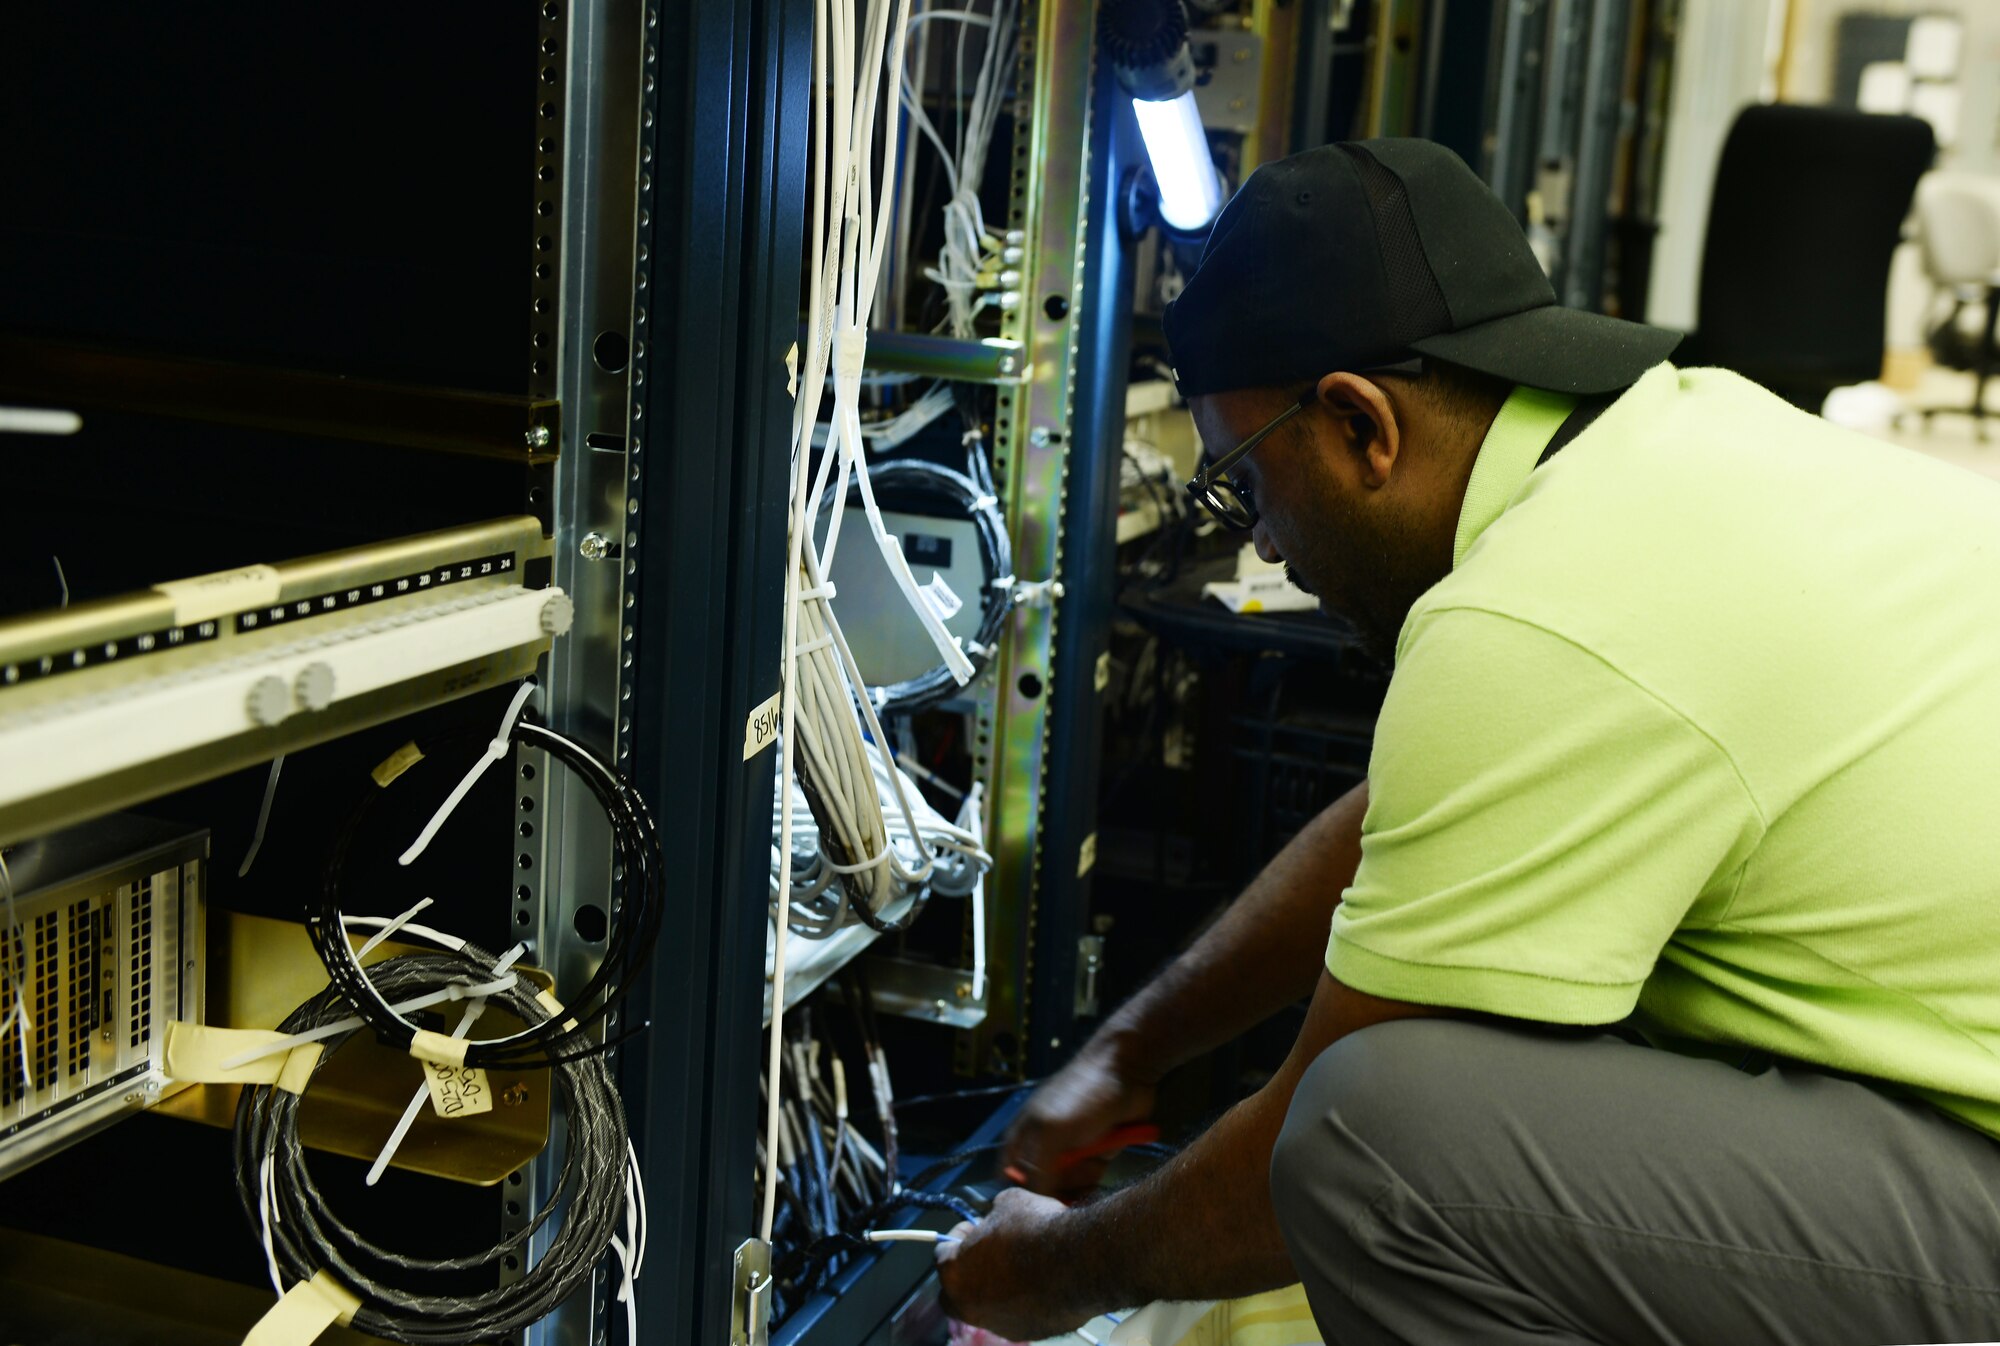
[771,737,992,939]
[768,0,924,1248]
[899,0,1019,339]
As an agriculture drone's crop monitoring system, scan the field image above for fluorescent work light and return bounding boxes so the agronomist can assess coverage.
[1133,90,1222,232]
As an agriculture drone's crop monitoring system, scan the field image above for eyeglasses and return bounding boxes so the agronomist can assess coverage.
[1183,358,1424,532]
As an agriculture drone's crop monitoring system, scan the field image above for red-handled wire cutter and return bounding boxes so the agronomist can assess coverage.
[1002,1122,1161,1186]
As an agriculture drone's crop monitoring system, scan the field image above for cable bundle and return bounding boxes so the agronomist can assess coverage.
[234,953,643,1345]
[308,716,662,1069]
[773,738,990,938]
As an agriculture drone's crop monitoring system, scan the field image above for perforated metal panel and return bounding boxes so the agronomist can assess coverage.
[0,816,205,1181]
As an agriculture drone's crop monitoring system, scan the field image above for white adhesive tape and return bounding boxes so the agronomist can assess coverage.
[407,1028,471,1068]
[155,564,283,626]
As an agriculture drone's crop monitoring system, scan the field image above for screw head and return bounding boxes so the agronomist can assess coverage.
[1029,426,1051,447]
[996,354,1019,375]
[525,425,553,450]
[579,532,611,561]
[500,1082,530,1107]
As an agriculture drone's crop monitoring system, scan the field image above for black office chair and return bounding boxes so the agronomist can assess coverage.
[1678,104,1934,412]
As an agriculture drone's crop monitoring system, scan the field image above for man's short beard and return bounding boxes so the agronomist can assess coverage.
[1284,562,1316,596]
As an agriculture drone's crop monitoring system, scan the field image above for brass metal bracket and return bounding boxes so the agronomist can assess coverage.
[731,1238,773,1346]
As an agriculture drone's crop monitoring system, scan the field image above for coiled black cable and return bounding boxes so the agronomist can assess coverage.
[233,953,631,1344]
[309,713,661,1069]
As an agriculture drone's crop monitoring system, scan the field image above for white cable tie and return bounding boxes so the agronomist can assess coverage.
[864,1229,960,1244]
[991,574,1016,591]
[795,634,837,656]
[354,896,435,961]
[399,681,538,866]
[339,914,468,954]
[218,976,518,1069]
[971,493,998,512]
[832,326,868,390]
[368,994,489,1187]
[360,943,518,1185]
[799,582,839,601]
[237,754,285,878]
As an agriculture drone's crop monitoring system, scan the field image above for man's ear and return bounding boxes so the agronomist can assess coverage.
[1314,371,1401,489]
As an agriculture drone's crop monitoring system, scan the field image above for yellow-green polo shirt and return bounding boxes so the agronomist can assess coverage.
[1328,363,2000,1139]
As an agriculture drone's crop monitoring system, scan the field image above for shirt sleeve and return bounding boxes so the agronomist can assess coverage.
[1328,605,1765,1023]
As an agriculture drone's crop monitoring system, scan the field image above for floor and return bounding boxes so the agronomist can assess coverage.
[1867,366,1999,480]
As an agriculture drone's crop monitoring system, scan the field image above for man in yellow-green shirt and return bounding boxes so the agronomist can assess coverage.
[940,139,2000,1345]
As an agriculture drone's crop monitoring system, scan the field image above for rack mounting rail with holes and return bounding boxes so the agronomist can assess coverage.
[0,517,569,847]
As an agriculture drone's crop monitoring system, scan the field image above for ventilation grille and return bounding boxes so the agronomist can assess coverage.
[129,878,153,1050]
[0,836,199,1181]
[0,927,24,1108]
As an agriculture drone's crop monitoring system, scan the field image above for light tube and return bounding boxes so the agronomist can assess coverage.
[1133,90,1222,232]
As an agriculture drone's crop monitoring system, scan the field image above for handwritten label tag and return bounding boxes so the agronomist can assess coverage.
[423,1060,493,1119]
[744,690,782,761]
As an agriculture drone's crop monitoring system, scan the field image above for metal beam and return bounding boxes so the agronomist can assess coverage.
[0,336,558,463]
[965,0,1097,1080]
[834,330,1029,384]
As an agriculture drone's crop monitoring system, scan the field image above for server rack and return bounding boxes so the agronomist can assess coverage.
[0,2,808,1341]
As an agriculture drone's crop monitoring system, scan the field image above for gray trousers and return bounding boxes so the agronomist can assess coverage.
[1270,1020,2000,1345]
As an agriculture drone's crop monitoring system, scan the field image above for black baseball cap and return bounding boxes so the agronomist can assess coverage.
[1162,139,1680,398]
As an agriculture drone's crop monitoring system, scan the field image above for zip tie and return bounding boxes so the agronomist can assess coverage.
[795,634,837,656]
[354,896,434,961]
[799,582,839,601]
[971,493,998,512]
[864,1229,960,1244]
[218,976,518,1069]
[398,681,537,866]
[368,936,520,1184]
[238,754,285,878]
[340,913,467,954]
[991,574,1016,591]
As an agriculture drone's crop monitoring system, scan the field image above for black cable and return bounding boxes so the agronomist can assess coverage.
[233,954,631,1344]
[309,711,662,1070]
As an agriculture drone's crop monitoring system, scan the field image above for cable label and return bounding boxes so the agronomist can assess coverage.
[744,690,782,761]
[422,1059,493,1120]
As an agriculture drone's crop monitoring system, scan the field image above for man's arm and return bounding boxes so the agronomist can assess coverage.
[940,971,1453,1341]
[1006,782,1369,1190]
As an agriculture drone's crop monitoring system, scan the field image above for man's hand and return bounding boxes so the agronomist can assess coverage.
[936,1190,1098,1342]
[1003,1043,1156,1197]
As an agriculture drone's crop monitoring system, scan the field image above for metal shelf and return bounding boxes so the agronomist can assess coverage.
[0,336,559,463]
